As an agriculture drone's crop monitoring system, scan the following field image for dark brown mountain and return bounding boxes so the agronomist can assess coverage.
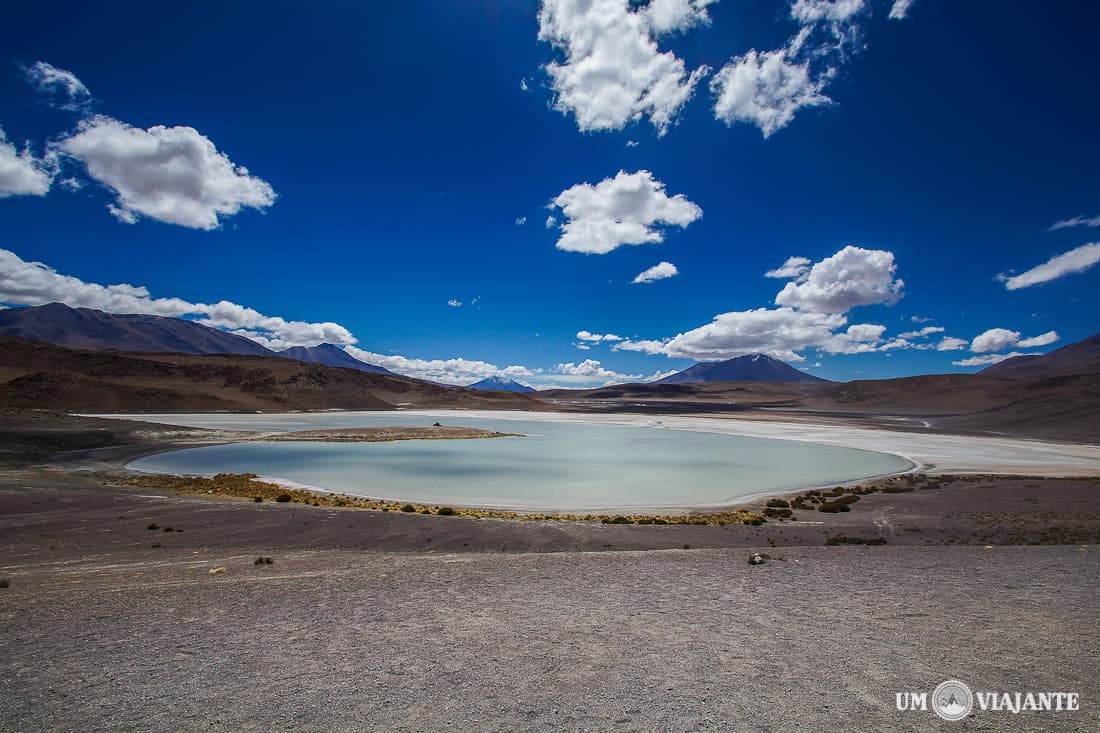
[979,331,1100,380]
[0,303,276,357]
[0,336,541,413]
[655,353,828,384]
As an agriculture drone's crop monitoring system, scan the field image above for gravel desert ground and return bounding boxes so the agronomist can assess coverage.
[1,410,1098,731]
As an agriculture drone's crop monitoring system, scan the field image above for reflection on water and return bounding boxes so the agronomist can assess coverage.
[127,413,913,510]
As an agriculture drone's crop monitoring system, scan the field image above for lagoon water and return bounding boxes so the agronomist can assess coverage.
[125,412,912,510]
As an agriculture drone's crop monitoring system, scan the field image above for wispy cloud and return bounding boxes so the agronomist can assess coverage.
[19,61,93,112]
[888,0,914,20]
[1048,214,1100,231]
[997,243,1100,290]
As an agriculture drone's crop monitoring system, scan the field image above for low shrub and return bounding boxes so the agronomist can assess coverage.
[436,507,456,516]
[274,493,293,502]
[764,507,793,519]
[602,516,633,524]
[818,495,861,513]
[254,556,274,565]
[253,496,263,502]
[147,523,159,530]
[0,579,9,588]
[400,504,416,512]
[765,499,791,508]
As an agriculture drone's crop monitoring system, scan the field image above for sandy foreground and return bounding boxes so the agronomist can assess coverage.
[1,409,1099,731]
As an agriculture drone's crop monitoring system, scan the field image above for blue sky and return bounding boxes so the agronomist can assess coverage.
[1,1,1098,387]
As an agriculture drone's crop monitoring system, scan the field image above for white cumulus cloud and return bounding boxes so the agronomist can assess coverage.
[553,358,642,382]
[970,328,1059,353]
[54,116,276,230]
[0,248,353,349]
[537,0,712,135]
[612,245,911,363]
[515,216,527,226]
[711,48,829,138]
[936,336,968,351]
[20,61,93,111]
[710,0,898,136]
[774,245,903,313]
[662,307,847,362]
[576,330,624,342]
[632,261,679,283]
[613,338,669,354]
[970,328,1021,354]
[997,243,1100,290]
[551,169,702,254]
[0,128,54,198]
[346,347,538,386]
[1018,330,1059,348]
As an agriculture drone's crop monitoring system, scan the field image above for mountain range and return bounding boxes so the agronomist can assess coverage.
[0,335,541,413]
[0,303,276,357]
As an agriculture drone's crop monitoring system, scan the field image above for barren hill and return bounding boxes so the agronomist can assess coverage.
[0,336,540,413]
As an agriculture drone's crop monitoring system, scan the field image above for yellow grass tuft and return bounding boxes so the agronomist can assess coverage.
[102,472,766,525]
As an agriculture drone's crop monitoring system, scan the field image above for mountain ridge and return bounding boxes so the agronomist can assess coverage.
[0,303,276,357]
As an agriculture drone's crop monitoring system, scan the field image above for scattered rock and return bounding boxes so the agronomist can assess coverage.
[208,567,227,574]
[748,552,770,565]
